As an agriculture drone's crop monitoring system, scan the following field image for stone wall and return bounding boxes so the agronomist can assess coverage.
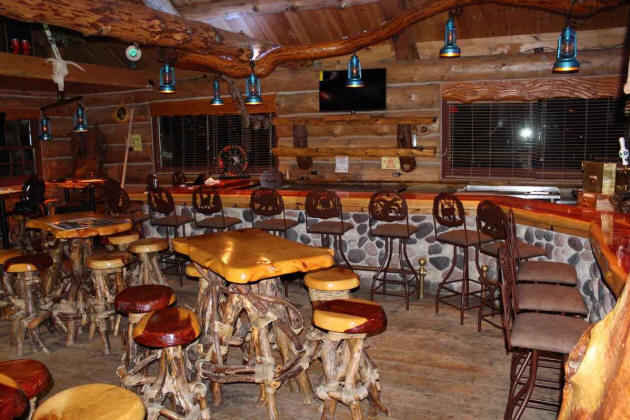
[144,204,616,322]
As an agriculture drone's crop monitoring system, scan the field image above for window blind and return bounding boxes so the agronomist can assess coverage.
[443,97,625,181]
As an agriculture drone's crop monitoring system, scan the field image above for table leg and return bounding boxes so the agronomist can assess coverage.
[0,199,9,248]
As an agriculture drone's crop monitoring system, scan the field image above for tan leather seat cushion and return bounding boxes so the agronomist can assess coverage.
[152,215,193,227]
[481,240,546,259]
[197,216,241,229]
[309,221,353,235]
[253,218,298,231]
[518,284,587,315]
[371,223,417,238]
[518,261,577,285]
[437,229,493,247]
[511,312,589,354]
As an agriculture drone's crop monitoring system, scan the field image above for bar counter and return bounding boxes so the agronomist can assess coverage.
[129,185,629,302]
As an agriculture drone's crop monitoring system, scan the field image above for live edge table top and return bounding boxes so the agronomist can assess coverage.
[25,211,132,239]
[173,228,335,284]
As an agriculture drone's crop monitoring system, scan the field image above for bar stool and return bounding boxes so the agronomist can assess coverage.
[108,231,140,251]
[102,179,149,237]
[0,382,27,419]
[0,249,23,318]
[305,266,359,304]
[128,238,169,286]
[368,191,419,310]
[132,307,209,420]
[87,252,134,355]
[250,188,297,237]
[312,298,389,420]
[433,192,493,324]
[192,187,241,231]
[115,285,175,372]
[305,189,353,269]
[33,383,145,420]
[147,187,192,283]
[0,359,52,420]
[6,254,53,356]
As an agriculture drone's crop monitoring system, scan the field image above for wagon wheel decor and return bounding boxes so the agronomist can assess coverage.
[218,145,248,177]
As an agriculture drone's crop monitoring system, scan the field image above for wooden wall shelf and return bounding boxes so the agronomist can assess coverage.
[272,146,436,158]
[273,114,436,126]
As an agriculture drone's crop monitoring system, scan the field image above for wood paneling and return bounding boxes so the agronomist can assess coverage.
[105,143,154,163]
[150,96,277,116]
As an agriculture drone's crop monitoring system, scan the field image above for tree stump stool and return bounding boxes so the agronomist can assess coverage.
[305,267,360,304]
[0,359,52,420]
[131,307,209,420]
[128,239,169,286]
[87,252,134,355]
[32,383,145,420]
[0,249,23,319]
[108,232,140,251]
[115,285,176,374]
[6,254,53,356]
[0,382,27,420]
[312,298,389,420]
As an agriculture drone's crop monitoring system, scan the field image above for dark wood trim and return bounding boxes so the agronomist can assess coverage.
[0,108,39,121]
[150,95,277,117]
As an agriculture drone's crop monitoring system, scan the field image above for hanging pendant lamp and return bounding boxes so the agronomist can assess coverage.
[39,115,52,141]
[346,54,364,88]
[553,25,579,73]
[211,78,224,106]
[159,63,176,94]
[245,61,263,105]
[72,104,88,133]
[440,15,461,58]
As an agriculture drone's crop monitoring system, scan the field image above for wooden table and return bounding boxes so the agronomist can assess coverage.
[0,186,21,248]
[47,178,105,212]
[173,229,334,420]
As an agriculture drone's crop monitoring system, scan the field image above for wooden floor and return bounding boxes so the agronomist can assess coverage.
[0,277,556,420]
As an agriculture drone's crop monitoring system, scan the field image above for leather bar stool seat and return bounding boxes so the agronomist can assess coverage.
[0,383,27,420]
[196,215,241,230]
[33,383,145,420]
[480,240,545,260]
[133,306,200,348]
[438,229,492,247]
[517,260,578,285]
[0,359,52,419]
[253,218,299,232]
[308,220,352,235]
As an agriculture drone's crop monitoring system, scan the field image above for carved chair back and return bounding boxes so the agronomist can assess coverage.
[172,171,187,186]
[14,176,46,217]
[102,178,131,215]
[368,191,410,236]
[305,189,343,230]
[146,173,160,192]
[250,188,288,229]
[476,200,508,243]
[147,187,175,220]
[433,192,468,239]
[192,187,227,226]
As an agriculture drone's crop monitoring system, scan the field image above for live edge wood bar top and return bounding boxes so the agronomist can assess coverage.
[25,211,133,239]
[144,188,630,296]
[173,228,335,284]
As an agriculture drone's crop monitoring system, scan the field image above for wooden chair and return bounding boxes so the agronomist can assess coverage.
[433,192,493,324]
[128,238,170,286]
[130,307,209,420]
[249,188,297,237]
[498,241,589,420]
[5,254,53,356]
[368,191,419,311]
[147,187,192,283]
[311,298,389,420]
[192,187,241,231]
[172,170,187,186]
[305,189,353,269]
[115,284,175,372]
[9,176,47,250]
[33,383,145,420]
[102,179,148,237]
[0,359,52,420]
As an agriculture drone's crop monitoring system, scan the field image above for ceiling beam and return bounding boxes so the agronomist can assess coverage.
[0,52,152,90]
[179,0,380,22]
[0,0,623,78]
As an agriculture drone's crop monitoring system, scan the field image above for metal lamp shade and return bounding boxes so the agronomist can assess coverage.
[439,16,461,58]
[245,72,263,105]
[159,63,176,94]
[346,54,364,88]
[553,26,579,73]
[40,116,52,141]
[72,105,88,133]
[211,79,224,106]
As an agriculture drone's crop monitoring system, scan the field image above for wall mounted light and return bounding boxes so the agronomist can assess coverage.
[553,25,579,73]
[346,54,364,88]
[440,15,461,58]
[40,115,51,141]
[211,78,224,106]
[245,61,262,105]
[159,63,176,94]
[73,104,88,133]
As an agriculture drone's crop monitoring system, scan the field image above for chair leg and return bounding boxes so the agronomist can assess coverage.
[505,351,538,420]
[334,234,353,270]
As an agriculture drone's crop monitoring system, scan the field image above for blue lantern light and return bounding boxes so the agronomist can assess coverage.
[245,61,262,105]
[39,115,51,141]
[346,54,364,88]
[553,26,579,73]
[73,104,88,133]
[159,63,176,94]
[211,78,224,106]
[439,15,461,58]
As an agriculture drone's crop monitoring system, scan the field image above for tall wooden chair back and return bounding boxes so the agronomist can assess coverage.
[432,192,466,232]
[172,171,187,186]
[368,191,410,235]
[147,187,175,218]
[305,189,343,226]
[476,200,508,244]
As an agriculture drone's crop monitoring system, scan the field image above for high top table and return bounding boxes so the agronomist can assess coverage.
[173,228,334,420]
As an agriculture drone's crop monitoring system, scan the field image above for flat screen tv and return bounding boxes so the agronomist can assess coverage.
[319,68,386,112]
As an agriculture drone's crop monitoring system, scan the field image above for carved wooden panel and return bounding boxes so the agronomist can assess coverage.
[441,76,622,103]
